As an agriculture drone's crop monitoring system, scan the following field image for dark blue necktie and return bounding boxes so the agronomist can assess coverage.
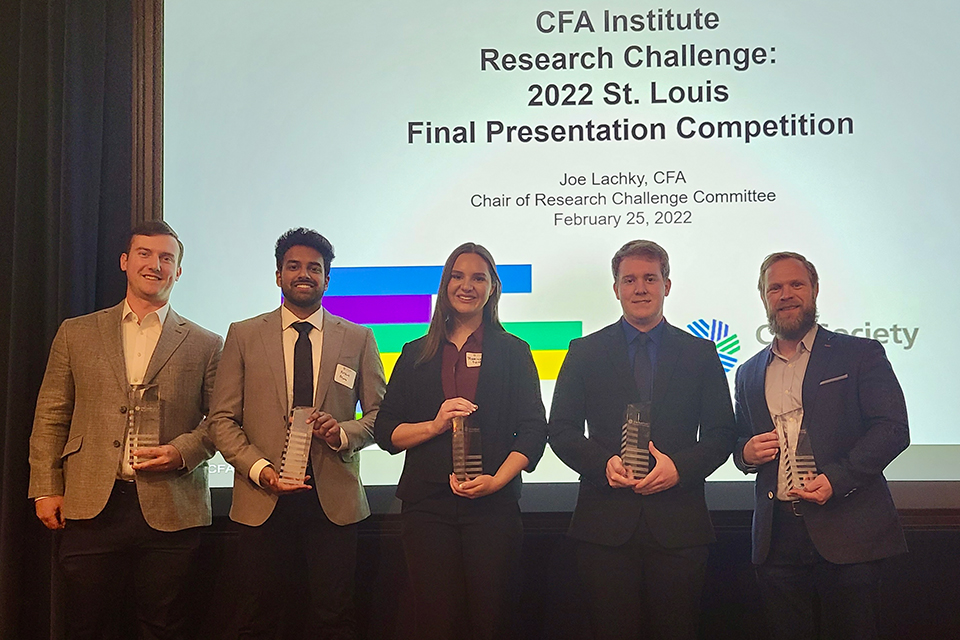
[633,332,652,401]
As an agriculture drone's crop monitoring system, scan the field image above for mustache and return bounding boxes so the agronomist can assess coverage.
[767,301,818,339]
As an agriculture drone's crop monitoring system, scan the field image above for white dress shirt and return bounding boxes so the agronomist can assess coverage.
[281,305,325,411]
[119,300,169,479]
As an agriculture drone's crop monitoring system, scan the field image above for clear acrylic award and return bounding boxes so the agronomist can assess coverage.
[793,427,818,489]
[452,416,483,483]
[621,402,652,480]
[773,408,817,491]
[279,406,313,484]
[128,384,160,469]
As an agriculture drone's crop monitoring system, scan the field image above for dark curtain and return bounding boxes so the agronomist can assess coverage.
[0,1,133,637]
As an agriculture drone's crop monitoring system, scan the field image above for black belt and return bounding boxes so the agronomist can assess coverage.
[775,499,804,517]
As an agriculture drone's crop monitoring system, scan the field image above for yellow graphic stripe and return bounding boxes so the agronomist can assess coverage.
[379,349,567,382]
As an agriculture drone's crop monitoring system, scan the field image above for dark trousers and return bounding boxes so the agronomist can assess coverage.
[234,489,359,640]
[58,480,202,640]
[400,493,523,640]
[756,502,882,640]
[576,511,708,640]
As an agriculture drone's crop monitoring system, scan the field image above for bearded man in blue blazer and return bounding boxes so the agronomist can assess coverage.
[734,251,909,640]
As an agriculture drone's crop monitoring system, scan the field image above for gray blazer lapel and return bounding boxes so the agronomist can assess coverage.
[98,302,130,393]
[259,309,289,413]
[143,309,188,384]
[315,309,345,408]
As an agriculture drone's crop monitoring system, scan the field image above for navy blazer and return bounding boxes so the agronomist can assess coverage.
[548,320,737,548]
[374,326,547,504]
[733,326,909,565]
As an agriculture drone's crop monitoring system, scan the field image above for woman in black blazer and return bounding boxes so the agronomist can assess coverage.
[374,242,547,640]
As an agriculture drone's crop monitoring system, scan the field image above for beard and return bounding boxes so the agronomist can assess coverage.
[281,281,324,310]
[767,300,818,341]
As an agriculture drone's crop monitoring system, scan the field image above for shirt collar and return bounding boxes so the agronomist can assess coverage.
[446,321,485,347]
[768,323,819,362]
[620,316,665,345]
[122,299,169,327]
[281,304,325,332]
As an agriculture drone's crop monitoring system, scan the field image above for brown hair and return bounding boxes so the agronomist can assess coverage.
[757,251,819,293]
[611,239,670,281]
[416,243,504,365]
[128,220,184,266]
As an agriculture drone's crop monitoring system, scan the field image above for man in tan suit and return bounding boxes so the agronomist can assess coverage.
[28,220,222,640]
[208,227,385,640]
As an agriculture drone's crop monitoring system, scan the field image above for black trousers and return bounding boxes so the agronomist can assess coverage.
[575,510,709,640]
[756,502,882,640]
[400,493,523,640]
[58,480,202,640]
[234,490,359,640]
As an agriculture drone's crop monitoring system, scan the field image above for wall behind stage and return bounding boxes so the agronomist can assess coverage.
[163,1,960,489]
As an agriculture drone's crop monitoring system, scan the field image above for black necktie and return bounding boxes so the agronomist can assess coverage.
[292,322,314,408]
[633,333,652,401]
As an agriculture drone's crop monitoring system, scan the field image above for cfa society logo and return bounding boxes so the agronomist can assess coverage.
[687,318,740,372]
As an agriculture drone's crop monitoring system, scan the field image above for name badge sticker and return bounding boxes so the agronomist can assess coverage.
[466,352,482,368]
[334,364,357,389]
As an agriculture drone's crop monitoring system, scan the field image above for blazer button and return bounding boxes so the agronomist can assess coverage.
[767,491,774,500]
[113,440,122,448]
[120,406,127,414]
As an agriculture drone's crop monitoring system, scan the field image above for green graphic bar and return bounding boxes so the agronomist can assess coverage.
[503,321,582,351]
[369,324,429,352]
[717,335,739,350]
[370,321,582,353]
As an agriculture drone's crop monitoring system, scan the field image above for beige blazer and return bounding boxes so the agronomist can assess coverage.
[28,302,223,531]
[208,308,385,527]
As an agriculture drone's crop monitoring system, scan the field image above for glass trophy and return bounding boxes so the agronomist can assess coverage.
[128,384,160,469]
[621,402,652,480]
[773,408,816,491]
[452,416,483,483]
[793,427,818,489]
[279,406,313,484]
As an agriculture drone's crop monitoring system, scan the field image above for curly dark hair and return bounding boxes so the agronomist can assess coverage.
[275,228,335,274]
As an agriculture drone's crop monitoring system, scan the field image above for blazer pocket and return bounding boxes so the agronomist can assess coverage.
[60,435,83,458]
[819,373,849,386]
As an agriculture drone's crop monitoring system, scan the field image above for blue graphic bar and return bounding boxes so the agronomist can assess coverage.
[718,353,737,372]
[710,320,730,342]
[688,319,729,342]
[327,264,532,296]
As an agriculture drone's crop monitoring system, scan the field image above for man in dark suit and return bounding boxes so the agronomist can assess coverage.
[208,228,385,640]
[549,239,736,640]
[734,251,908,640]
[29,221,222,640]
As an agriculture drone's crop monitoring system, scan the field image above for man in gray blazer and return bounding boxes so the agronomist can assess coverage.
[208,228,385,640]
[29,220,223,640]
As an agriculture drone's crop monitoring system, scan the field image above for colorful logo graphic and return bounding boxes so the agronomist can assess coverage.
[687,318,740,372]
[324,265,581,381]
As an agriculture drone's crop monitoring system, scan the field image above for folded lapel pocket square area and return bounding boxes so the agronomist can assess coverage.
[819,373,849,386]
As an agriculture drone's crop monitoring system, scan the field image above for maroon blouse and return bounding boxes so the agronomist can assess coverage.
[440,323,484,402]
